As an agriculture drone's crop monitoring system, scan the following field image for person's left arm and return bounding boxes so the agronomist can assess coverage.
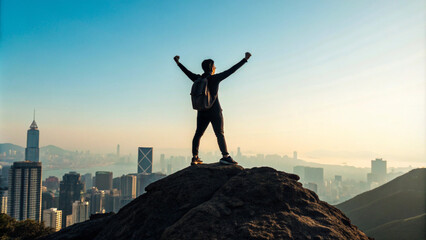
[215,52,251,82]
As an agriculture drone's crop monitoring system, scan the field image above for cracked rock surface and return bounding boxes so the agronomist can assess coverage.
[41,163,371,240]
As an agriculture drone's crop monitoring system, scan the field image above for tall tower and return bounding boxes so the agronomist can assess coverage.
[25,110,40,162]
[59,172,84,228]
[117,144,120,157]
[7,161,42,221]
[293,151,298,160]
[138,147,153,174]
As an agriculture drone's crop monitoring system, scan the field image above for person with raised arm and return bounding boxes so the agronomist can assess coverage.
[174,52,252,165]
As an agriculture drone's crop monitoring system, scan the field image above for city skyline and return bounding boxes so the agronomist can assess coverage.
[1,0,425,168]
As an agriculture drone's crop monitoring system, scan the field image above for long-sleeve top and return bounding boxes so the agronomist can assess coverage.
[177,58,247,113]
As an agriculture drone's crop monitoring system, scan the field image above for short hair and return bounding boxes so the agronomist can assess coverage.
[202,59,214,73]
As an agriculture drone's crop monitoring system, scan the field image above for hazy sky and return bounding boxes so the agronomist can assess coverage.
[1,0,425,168]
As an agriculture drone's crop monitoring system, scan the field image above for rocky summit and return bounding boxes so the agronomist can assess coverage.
[41,163,371,240]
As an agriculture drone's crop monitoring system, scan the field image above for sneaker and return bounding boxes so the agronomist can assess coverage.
[191,156,203,166]
[220,156,238,165]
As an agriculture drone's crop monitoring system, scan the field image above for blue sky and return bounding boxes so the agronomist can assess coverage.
[1,0,425,167]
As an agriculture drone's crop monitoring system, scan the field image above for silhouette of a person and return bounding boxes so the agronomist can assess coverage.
[174,52,251,165]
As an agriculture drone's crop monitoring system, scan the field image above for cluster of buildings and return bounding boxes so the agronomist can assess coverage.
[0,118,166,232]
[292,158,390,204]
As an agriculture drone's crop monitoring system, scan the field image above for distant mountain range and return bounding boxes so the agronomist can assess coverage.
[0,143,70,154]
[0,143,24,152]
[336,168,426,240]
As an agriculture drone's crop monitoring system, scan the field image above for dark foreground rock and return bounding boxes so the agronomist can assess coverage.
[41,163,371,240]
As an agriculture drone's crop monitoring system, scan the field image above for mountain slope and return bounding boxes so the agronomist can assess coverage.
[42,163,370,240]
[366,213,426,240]
[336,168,425,238]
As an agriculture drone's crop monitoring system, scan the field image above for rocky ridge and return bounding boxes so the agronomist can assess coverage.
[41,163,371,240]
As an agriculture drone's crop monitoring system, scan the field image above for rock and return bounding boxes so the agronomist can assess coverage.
[41,163,371,240]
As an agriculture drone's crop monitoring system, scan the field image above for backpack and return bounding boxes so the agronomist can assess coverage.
[190,77,216,111]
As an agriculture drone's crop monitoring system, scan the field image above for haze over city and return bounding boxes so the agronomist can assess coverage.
[1,0,425,168]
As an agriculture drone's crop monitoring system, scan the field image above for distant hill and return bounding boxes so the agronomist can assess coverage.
[40,145,70,155]
[0,143,24,153]
[0,143,70,155]
[336,168,426,240]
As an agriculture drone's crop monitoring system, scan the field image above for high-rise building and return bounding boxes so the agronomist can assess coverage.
[81,173,93,189]
[44,176,59,192]
[120,175,136,199]
[0,189,7,214]
[7,161,42,221]
[236,147,242,159]
[95,171,113,190]
[89,189,105,214]
[293,166,324,187]
[138,147,153,174]
[166,160,172,175]
[42,191,58,211]
[25,112,40,162]
[293,151,298,160]
[160,154,166,174]
[293,166,305,181]
[42,208,62,232]
[105,189,120,213]
[304,167,324,185]
[59,172,84,228]
[117,144,120,157]
[72,200,89,225]
[305,182,318,194]
[368,158,387,185]
[135,172,166,197]
[112,177,121,190]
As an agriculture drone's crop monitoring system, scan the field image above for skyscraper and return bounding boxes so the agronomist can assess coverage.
[293,151,298,160]
[72,200,89,225]
[368,158,387,185]
[7,161,42,221]
[44,176,59,192]
[135,172,166,197]
[120,174,136,199]
[117,144,120,157]
[42,208,62,232]
[81,173,93,189]
[304,167,324,185]
[236,147,242,159]
[138,147,153,174]
[95,171,113,191]
[59,172,84,228]
[25,112,40,162]
[89,189,105,214]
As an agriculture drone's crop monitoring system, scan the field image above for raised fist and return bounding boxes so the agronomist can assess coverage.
[174,55,180,63]
[245,52,252,60]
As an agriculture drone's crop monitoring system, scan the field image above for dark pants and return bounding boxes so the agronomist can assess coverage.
[192,111,229,157]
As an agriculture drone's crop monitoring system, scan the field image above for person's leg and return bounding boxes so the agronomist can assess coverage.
[192,113,210,157]
[211,111,229,157]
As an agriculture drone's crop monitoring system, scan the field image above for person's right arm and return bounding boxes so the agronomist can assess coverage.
[174,55,198,82]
